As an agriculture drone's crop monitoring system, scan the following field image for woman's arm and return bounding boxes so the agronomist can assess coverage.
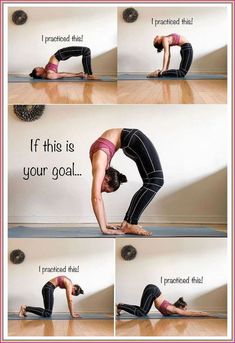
[91,154,124,235]
[47,72,84,79]
[171,307,212,317]
[161,37,170,73]
[65,285,80,318]
[166,51,171,69]
[91,164,108,233]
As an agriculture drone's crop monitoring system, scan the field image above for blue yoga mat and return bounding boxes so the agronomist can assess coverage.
[117,313,227,320]
[8,74,116,83]
[118,73,227,80]
[8,226,227,238]
[9,312,113,320]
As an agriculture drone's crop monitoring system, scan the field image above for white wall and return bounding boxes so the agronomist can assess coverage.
[118,7,227,73]
[8,105,227,224]
[8,7,117,75]
[8,239,114,312]
[116,238,227,312]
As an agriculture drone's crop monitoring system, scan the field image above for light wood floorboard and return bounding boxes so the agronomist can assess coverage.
[8,319,114,336]
[116,318,227,336]
[8,82,117,105]
[117,80,227,104]
[8,80,226,104]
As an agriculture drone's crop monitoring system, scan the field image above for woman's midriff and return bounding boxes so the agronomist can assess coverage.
[49,55,59,64]
[178,36,189,45]
[49,277,59,287]
[100,128,123,150]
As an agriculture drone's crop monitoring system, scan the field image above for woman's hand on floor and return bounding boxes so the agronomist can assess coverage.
[72,313,81,318]
[102,226,125,235]
[106,225,122,230]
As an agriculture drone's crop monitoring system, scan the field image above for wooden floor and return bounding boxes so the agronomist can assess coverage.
[116,318,227,336]
[8,82,117,105]
[8,319,114,336]
[117,80,227,104]
[8,80,226,104]
[9,317,227,337]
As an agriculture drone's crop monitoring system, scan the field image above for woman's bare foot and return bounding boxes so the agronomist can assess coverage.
[121,221,152,236]
[18,305,27,318]
[147,70,160,78]
[84,74,98,80]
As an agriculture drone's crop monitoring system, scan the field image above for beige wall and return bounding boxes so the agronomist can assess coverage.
[118,7,227,73]
[8,105,227,224]
[8,7,117,75]
[8,239,114,312]
[116,238,227,312]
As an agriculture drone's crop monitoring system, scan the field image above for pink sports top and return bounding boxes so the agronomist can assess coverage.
[45,62,58,73]
[169,33,181,46]
[90,137,116,169]
[56,276,70,289]
[158,300,171,316]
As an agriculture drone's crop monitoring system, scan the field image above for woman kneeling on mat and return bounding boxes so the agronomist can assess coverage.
[90,128,164,236]
[117,284,212,317]
[29,46,96,80]
[18,276,84,318]
[147,34,193,78]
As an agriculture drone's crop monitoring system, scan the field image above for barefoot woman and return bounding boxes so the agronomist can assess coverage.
[148,33,193,78]
[117,284,212,317]
[19,276,84,318]
[29,46,96,80]
[90,128,164,236]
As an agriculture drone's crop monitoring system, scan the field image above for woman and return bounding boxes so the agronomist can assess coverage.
[18,276,84,318]
[29,46,96,80]
[117,284,212,317]
[90,128,164,236]
[147,33,193,78]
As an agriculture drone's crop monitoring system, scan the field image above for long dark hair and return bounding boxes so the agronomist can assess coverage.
[153,42,163,53]
[29,68,43,79]
[105,167,127,191]
[174,297,187,308]
[73,284,84,296]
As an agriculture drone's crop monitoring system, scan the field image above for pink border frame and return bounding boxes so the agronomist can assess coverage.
[1,0,234,342]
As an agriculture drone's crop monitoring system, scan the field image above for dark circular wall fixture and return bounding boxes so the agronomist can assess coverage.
[121,245,137,261]
[12,10,28,25]
[10,249,25,264]
[123,8,139,23]
[14,105,45,122]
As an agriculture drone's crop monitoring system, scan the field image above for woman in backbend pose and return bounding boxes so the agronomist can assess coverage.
[90,128,164,236]
[18,276,84,318]
[147,33,193,78]
[117,284,212,317]
[29,46,96,80]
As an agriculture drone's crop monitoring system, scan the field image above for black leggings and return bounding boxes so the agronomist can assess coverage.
[121,129,164,225]
[160,43,193,78]
[118,284,161,317]
[54,46,93,75]
[25,282,55,317]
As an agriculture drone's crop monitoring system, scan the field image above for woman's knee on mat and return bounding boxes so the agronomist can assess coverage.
[43,310,52,317]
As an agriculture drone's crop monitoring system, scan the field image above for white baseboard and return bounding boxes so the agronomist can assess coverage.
[150,308,227,313]
[8,214,227,225]
[8,72,116,76]
[118,70,227,75]
[10,309,113,313]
